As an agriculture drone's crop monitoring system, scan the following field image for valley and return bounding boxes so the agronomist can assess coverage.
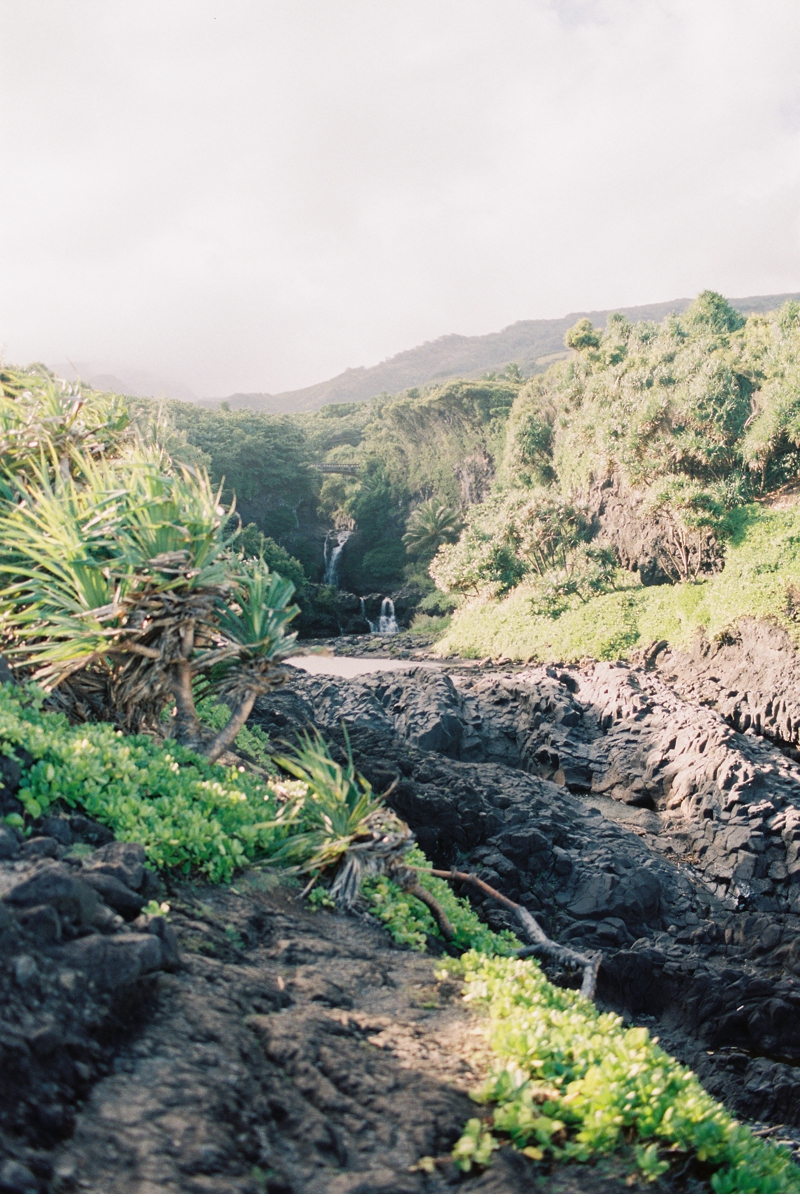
[4,293,800,1190]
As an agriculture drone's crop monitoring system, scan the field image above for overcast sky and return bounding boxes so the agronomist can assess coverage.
[1,0,799,399]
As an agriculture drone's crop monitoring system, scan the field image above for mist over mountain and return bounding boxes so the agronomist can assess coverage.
[205,292,800,414]
[51,363,199,404]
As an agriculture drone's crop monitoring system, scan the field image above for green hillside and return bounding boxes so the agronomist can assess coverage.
[205,291,800,414]
[433,291,800,660]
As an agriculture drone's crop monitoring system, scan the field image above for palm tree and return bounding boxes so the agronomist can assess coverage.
[402,498,462,558]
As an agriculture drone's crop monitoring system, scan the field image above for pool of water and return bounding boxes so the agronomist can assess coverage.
[285,655,441,679]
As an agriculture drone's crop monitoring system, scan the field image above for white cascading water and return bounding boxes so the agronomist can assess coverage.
[362,595,399,635]
[323,530,351,587]
[378,597,399,635]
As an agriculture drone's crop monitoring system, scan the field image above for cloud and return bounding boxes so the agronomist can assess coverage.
[0,0,798,396]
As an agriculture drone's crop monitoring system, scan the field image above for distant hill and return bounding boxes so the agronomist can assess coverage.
[205,292,800,414]
[51,363,199,404]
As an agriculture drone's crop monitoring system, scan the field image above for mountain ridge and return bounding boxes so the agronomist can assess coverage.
[205,291,800,414]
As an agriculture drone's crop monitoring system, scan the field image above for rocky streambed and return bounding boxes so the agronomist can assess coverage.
[257,633,800,1129]
[3,627,800,1191]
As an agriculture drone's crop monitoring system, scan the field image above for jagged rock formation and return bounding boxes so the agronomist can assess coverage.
[6,638,800,1189]
[0,818,178,1190]
[588,480,724,585]
[251,657,800,1130]
[272,659,800,914]
[651,619,800,755]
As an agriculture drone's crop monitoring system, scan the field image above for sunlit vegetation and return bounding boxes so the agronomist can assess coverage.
[444,952,800,1191]
[435,294,800,658]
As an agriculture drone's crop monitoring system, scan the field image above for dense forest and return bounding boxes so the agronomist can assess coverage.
[159,371,521,604]
[135,291,800,652]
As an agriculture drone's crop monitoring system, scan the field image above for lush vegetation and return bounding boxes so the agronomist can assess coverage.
[132,293,800,655]
[0,366,299,757]
[429,294,800,659]
[438,501,800,661]
[153,376,522,595]
[3,303,799,1190]
[444,952,800,1192]
[0,685,301,882]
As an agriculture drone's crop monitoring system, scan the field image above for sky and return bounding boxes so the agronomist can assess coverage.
[1,0,799,400]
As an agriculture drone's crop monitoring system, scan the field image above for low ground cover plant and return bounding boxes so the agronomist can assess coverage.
[443,953,800,1192]
[0,685,303,882]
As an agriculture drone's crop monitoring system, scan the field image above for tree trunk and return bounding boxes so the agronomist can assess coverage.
[171,659,201,745]
[204,690,257,762]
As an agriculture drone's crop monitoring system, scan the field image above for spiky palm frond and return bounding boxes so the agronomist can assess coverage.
[0,368,130,491]
[0,462,124,684]
[269,729,382,874]
[217,560,298,657]
[112,461,235,588]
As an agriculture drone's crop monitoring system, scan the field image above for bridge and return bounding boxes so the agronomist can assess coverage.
[309,463,359,475]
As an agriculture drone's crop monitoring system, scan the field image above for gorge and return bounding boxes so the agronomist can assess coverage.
[3,622,800,1191]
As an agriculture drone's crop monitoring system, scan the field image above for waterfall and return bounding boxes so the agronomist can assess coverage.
[379,597,399,635]
[323,530,351,587]
[362,596,399,636]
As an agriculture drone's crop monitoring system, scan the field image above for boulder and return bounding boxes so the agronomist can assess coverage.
[19,838,62,861]
[132,914,180,970]
[59,932,162,989]
[83,842,145,891]
[80,873,144,921]
[3,867,99,925]
[0,1158,38,1194]
[0,827,19,860]
[38,817,73,846]
[68,815,114,846]
[567,868,661,923]
[16,905,62,946]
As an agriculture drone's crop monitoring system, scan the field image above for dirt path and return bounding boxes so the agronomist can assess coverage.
[49,878,647,1194]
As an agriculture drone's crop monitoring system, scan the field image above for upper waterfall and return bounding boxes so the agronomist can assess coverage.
[323,530,351,587]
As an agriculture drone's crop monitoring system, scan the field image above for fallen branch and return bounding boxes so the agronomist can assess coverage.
[403,881,456,941]
[418,866,601,999]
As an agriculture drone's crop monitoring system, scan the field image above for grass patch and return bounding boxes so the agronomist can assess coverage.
[409,612,452,635]
[442,952,800,1192]
[437,502,800,662]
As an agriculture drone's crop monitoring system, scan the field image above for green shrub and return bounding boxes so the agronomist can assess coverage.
[0,686,301,882]
[443,952,800,1192]
[194,697,274,768]
[409,612,451,635]
[431,489,589,598]
[438,502,800,663]
[362,847,521,955]
[418,588,458,616]
[360,540,407,586]
[236,524,307,592]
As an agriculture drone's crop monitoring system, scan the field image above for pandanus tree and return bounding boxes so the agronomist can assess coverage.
[0,368,298,760]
